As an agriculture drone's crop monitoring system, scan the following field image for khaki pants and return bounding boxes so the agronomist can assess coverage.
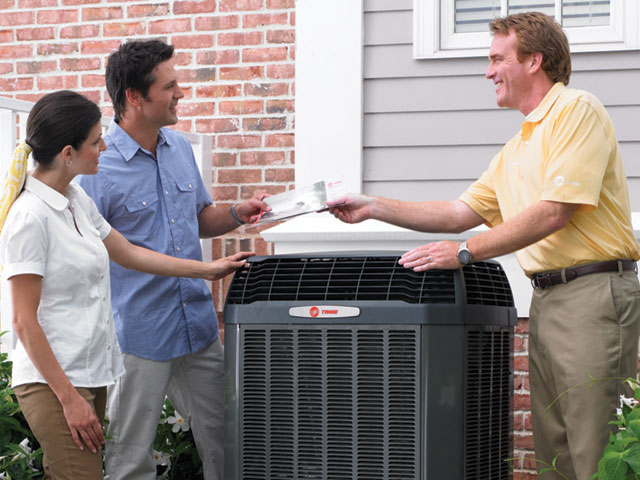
[104,337,224,480]
[14,382,107,480]
[529,270,640,480]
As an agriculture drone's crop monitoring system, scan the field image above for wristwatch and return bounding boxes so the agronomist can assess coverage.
[457,241,473,265]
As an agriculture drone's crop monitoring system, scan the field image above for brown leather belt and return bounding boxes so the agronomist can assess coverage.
[531,260,638,289]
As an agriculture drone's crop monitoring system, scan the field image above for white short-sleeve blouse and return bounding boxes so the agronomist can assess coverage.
[0,175,125,388]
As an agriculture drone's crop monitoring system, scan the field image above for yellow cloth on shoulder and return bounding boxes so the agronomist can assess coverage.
[0,142,32,234]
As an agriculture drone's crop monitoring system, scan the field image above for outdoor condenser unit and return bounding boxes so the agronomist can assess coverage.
[224,252,517,480]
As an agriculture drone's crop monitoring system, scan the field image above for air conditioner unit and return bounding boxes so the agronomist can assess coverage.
[224,252,517,480]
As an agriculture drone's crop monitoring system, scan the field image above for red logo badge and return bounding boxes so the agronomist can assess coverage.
[309,306,319,318]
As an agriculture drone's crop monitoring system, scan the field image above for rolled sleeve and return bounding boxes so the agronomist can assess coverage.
[2,210,47,279]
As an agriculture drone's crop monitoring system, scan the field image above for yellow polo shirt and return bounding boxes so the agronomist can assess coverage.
[460,83,640,276]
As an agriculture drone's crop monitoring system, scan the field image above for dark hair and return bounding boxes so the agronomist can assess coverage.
[26,90,102,167]
[490,12,571,85]
[106,39,175,122]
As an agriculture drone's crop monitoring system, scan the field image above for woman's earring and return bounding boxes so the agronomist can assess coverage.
[65,159,72,167]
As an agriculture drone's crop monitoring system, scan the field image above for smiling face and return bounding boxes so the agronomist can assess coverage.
[139,58,184,128]
[71,122,106,175]
[486,31,536,115]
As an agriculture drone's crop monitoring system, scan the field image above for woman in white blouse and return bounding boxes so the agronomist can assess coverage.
[0,90,252,479]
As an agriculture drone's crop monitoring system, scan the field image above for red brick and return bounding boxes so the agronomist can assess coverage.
[173,51,191,66]
[0,45,32,59]
[218,135,261,149]
[172,34,214,49]
[63,0,100,5]
[82,7,123,21]
[514,393,531,410]
[244,117,286,131]
[18,0,57,6]
[265,133,293,147]
[241,185,285,199]
[37,9,78,23]
[0,62,13,74]
[128,3,169,17]
[289,11,295,26]
[61,57,100,71]
[218,168,262,184]
[516,318,529,333]
[81,40,121,54]
[514,412,523,431]
[514,433,534,450]
[0,77,33,91]
[38,42,79,55]
[267,29,294,44]
[515,335,525,352]
[149,18,191,34]
[219,0,262,12]
[212,185,238,201]
[524,412,532,430]
[213,153,237,167]
[196,84,241,98]
[174,0,216,14]
[37,75,78,90]
[266,0,293,7]
[17,27,55,41]
[243,12,287,28]
[219,100,263,115]
[267,63,294,79]
[0,11,34,26]
[265,168,294,182]
[513,472,537,480]
[514,355,529,372]
[0,30,12,43]
[82,74,106,88]
[219,66,262,80]
[17,60,57,74]
[177,101,215,116]
[218,31,262,47]
[173,119,192,132]
[60,24,100,38]
[195,15,238,31]
[244,82,288,97]
[254,236,272,256]
[82,90,101,104]
[289,44,295,60]
[240,151,285,165]
[521,456,539,471]
[514,374,523,390]
[197,49,239,65]
[177,67,216,83]
[243,47,287,63]
[196,118,239,133]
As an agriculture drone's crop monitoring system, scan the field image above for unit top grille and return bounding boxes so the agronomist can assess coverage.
[462,262,515,307]
[226,255,456,305]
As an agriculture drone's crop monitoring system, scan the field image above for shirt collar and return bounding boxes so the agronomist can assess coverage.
[107,119,172,162]
[520,82,565,140]
[24,175,70,211]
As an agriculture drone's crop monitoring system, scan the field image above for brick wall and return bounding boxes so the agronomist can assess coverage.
[0,0,295,318]
[0,1,540,478]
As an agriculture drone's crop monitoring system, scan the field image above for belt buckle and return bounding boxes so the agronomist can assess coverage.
[531,273,551,289]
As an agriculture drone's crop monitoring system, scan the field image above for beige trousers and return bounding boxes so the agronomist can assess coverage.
[14,382,107,480]
[529,270,640,480]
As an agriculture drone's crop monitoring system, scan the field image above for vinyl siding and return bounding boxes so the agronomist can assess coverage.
[363,0,640,208]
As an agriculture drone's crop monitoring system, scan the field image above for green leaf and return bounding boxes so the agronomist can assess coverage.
[624,443,640,474]
[599,451,629,480]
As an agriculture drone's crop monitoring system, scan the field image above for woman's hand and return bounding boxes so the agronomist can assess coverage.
[206,251,256,280]
[61,390,104,453]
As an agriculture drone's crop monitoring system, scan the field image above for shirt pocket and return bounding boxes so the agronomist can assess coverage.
[123,191,160,235]
[176,179,197,219]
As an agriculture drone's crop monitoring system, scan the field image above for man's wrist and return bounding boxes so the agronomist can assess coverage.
[230,204,245,225]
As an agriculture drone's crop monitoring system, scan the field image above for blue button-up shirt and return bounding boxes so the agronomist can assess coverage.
[79,121,217,361]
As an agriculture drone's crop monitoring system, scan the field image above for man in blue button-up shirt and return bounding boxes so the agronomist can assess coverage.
[79,40,268,480]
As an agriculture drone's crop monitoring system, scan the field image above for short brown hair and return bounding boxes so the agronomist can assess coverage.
[490,12,571,85]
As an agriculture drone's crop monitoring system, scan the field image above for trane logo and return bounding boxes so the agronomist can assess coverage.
[289,305,361,319]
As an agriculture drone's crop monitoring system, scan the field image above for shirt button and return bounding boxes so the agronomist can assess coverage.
[188,184,192,189]
[183,302,187,307]
[171,218,175,224]
[165,190,169,195]
[176,247,181,252]
[142,201,147,206]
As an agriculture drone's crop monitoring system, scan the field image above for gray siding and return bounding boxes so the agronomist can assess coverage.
[363,0,640,209]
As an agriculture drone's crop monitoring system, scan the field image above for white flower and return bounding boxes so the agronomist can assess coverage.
[620,395,639,409]
[18,438,32,456]
[167,412,190,433]
[152,449,170,466]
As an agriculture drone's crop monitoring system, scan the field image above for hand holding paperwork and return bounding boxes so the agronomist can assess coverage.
[253,180,346,225]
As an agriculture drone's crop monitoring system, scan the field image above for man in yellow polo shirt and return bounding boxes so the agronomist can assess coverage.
[329,11,640,480]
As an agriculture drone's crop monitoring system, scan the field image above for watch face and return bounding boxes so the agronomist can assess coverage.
[458,249,472,265]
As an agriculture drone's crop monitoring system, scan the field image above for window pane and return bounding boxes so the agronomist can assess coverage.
[563,0,610,27]
[455,0,501,33]
[508,0,555,17]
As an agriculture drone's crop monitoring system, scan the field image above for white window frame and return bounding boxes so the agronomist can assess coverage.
[414,0,640,58]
